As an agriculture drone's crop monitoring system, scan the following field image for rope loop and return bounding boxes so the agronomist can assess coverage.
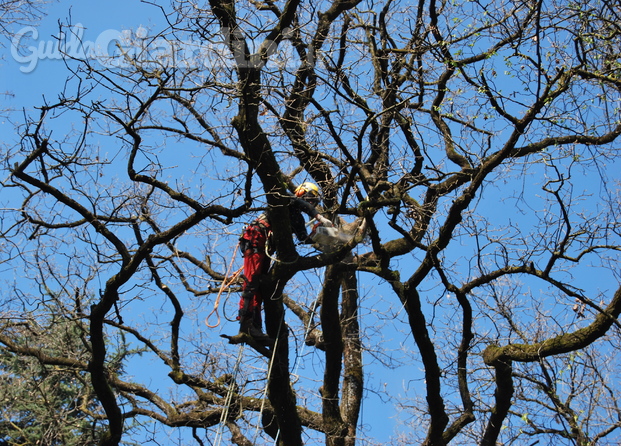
[205,242,242,328]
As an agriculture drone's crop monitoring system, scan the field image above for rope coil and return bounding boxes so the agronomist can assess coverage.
[205,241,242,328]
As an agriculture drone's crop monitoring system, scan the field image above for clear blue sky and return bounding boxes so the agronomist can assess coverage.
[2,1,160,115]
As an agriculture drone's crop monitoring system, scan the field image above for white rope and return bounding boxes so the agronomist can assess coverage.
[268,299,319,446]
[252,310,287,445]
[213,344,245,446]
[264,240,299,265]
[253,286,320,445]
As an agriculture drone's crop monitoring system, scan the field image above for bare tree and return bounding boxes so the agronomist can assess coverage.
[0,0,53,42]
[1,0,620,445]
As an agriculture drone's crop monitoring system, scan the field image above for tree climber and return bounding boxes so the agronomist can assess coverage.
[237,182,332,343]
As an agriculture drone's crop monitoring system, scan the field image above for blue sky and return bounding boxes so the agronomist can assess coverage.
[2,1,163,113]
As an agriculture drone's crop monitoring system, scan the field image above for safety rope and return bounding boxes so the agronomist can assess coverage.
[252,310,285,444]
[205,241,242,328]
[250,276,321,445]
[260,298,318,445]
[264,241,299,265]
[213,343,245,446]
[261,254,361,444]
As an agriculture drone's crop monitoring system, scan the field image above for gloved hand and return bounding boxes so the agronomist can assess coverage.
[316,215,333,227]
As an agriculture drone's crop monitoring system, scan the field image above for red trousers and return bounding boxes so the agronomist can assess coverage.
[238,221,270,317]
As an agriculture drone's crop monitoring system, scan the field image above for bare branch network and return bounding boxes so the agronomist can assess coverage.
[1,0,620,445]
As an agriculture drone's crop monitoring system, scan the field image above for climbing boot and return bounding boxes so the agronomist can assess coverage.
[239,314,273,345]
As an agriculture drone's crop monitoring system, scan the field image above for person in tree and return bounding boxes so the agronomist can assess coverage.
[237,182,332,342]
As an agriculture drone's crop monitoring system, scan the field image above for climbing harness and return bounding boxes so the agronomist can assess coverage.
[239,215,272,256]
